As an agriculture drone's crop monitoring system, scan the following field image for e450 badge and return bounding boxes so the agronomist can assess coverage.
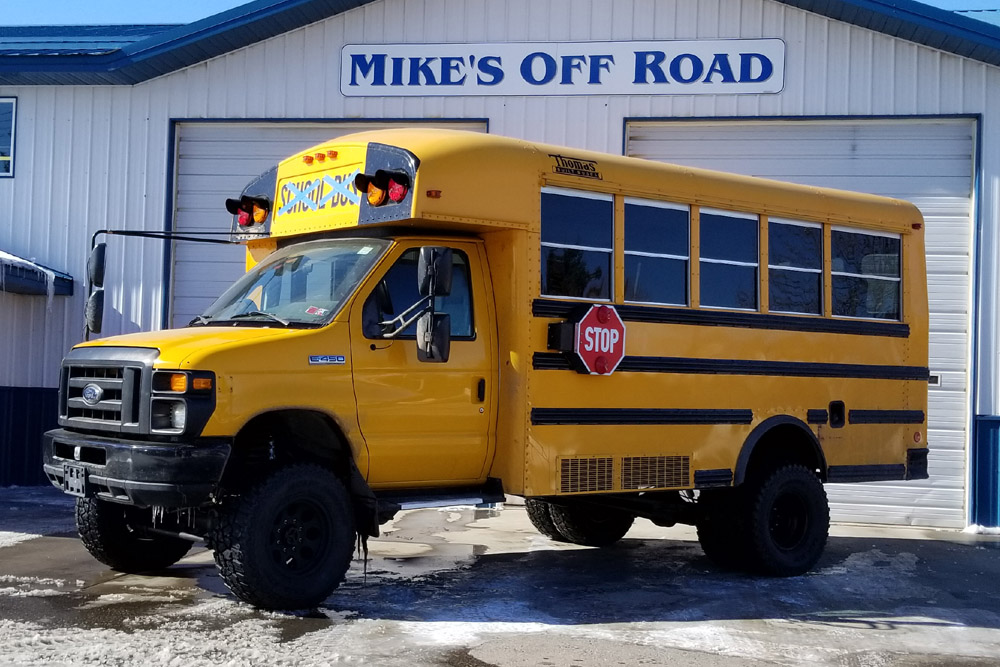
[309,355,346,365]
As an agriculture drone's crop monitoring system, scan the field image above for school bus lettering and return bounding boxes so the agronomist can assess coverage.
[44,129,929,612]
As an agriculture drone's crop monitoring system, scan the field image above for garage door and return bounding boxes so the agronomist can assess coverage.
[627,118,975,529]
[171,121,487,328]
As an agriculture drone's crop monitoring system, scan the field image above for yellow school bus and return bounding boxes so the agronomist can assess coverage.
[43,128,929,610]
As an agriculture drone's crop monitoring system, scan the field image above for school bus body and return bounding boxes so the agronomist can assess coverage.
[44,128,928,609]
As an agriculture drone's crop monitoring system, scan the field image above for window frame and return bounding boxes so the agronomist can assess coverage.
[830,225,903,322]
[698,207,760,312]
[767,217,823,316]
[540,186,614,302]
[0,97,15,179]
[623,197,690,307]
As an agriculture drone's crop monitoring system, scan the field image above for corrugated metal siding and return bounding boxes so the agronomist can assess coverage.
[0,0,997,509]
[626,118,975,529]
[170,120,486,328]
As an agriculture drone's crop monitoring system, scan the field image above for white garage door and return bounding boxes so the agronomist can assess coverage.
[171,121,487,328]
[627,118,974,529]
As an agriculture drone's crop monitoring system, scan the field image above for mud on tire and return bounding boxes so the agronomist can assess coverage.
[75,497,192,572]
[548,503,634,547]
[524,498,566,541]
[211,463,355,610]
[745,464,829,576]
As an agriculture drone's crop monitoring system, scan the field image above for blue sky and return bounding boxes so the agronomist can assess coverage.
[0,0,997,26]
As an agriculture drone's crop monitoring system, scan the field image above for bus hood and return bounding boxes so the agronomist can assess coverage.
[75,327,295,368]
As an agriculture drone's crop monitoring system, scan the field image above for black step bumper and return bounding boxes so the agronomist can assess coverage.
[43,429,231,508]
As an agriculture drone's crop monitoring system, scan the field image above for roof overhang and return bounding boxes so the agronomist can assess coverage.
[0,0,998,86]
[0,250,73,297]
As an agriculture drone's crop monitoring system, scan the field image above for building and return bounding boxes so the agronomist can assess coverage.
[1,0,999,529]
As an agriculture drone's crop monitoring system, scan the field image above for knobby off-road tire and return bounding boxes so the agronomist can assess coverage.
[745,464,830,576]
[524,498,567,541]
[548,504,635,547]
[211,464,355,610]
[75,497,192,572]
[695,490,749,570]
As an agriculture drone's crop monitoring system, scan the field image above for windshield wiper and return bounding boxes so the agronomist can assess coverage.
[188,315,213,326]
[227,311,291,326]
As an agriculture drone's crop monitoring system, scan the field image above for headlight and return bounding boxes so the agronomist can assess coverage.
[151,399,187,433]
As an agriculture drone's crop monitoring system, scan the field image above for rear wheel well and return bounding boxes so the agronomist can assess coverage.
[736,418,827,487]
[221,410,353,490]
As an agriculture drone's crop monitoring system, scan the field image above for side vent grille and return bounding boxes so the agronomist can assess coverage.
[621,456,690,490]
[560,457,613,493]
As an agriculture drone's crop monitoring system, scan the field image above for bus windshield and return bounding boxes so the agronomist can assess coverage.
[193,238,390,327]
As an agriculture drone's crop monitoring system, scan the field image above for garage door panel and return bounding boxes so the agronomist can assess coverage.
[627,118,973,529]
[171,121,487,329]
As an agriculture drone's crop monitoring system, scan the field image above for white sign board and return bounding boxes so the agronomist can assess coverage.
[341,40,784,97]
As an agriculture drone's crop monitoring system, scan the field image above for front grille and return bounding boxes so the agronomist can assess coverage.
[621,456,690,490]
[560,457,613,493]
[64,364,141,429]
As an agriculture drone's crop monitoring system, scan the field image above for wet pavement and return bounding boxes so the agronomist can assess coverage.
[2,485,1000,666]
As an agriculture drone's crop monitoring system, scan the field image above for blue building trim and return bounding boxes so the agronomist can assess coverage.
[159,116,490,330]
[973,417,1000,527]
[0,386,57,486]
[2,0,1000,85]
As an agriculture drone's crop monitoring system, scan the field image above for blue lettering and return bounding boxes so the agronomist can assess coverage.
[440,56,467,85]
[669,53,704,84]
[520,52,557,85]
[739,53,773,83]
[409,57,440,86]
[588,54,614,84]
[390,57,405,86]
[704,53,737,83]
[633,51,668,84]
[477,56,504,85]
[560,55,586,85]
[350,53,386,86]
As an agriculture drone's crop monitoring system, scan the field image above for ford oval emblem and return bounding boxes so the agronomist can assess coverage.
[82,383,104,405]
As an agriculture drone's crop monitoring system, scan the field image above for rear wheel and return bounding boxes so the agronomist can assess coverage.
[745,464,829,576]
[75,498,192,572]
[524,498,566,541]
[211,464,355,610]
[548,503,634,547]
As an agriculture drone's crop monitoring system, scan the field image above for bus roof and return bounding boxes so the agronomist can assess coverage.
[267,127,922,238]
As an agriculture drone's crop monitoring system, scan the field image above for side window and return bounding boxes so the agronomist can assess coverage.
[364,248,474,339]
[699,208,758,310]
[831,229,901,320]
[540,188,613,300]
[769,219,822,315]
[624,199,689,306]
[0,98,14,178]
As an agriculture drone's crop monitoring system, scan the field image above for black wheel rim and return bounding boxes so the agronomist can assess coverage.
[268,498,332,574]
[769,490,809,552]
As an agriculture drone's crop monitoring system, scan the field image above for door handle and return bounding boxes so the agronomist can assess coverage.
[477,378,486,402]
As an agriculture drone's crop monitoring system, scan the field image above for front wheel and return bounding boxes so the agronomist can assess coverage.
[76,498,192,572]
[211,464,355,610]
[548,503,634,547]
[745,464,829,576]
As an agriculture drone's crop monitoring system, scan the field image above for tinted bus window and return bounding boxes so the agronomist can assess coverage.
[831,229,901,320]
[624,199,689,306]
[769,220,822,315]
[541,189,613,300]
[700,209,758,310]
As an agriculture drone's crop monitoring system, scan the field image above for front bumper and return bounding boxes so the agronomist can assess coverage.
[43,428,231,508]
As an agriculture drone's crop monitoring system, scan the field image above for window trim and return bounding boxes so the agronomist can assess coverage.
[768,217,824,316]
[830,227,903,321]
[623,197,690,307]
[0,97,14,179]
[540,186,614,302]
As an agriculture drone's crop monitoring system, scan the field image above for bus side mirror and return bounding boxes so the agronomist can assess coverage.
[85,289,105,335]
[417,312,450,363]
[88,243,107,287]
[417,246,452,297]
